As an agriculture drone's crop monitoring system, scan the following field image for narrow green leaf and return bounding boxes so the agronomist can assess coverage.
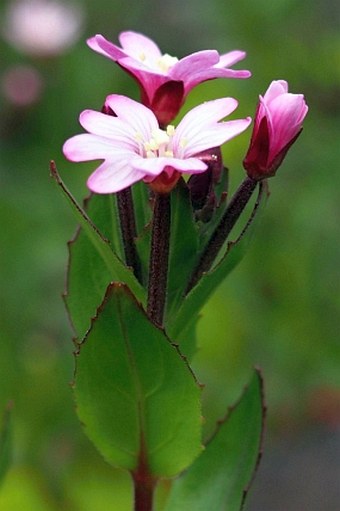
[73,283,202,478]
[164,370,265,511]
[0,404,12,485]
[50,162,146,337]
[135,223,152,285]
[65,192,124,338]
[88,193,124,260]
[166,180,200,319]
[132,181,152,235]
[170,182,269,339]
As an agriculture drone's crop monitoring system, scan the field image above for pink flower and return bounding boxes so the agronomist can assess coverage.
[87,31,251,125]
[2,64,44,106]
[63,94,251,194]
[243,80,308,180]
[2,0,84,58]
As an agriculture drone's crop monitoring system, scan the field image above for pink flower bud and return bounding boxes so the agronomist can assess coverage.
[243,80,308,180]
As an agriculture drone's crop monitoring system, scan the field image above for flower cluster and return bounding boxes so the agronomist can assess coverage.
[63,30,308,194]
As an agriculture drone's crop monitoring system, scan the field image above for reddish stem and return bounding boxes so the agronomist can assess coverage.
[147,192,171,327]
[186,176,258,292]
[117,187,143,283]
[132,444,156,511]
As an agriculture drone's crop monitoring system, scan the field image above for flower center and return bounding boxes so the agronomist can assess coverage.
[143,125,175,158]
[156,53,179,73]
[137,50,178,74]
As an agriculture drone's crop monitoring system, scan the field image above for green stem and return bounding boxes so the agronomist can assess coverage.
[186,176,258,293]
[147,193,171,327]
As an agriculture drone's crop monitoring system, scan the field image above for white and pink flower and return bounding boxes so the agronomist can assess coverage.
[243,80,308,180]
[87,31,251,125]
[63,94,251,194]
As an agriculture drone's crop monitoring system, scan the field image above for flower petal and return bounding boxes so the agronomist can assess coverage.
[131,156,207,176]
[170,50,220,81]
[104,94,158,140]
[268,93,308,155]
[63,134,128,162]
[87,34,126,61]
[263,80,288,103]
[216,50,247,68]
[173,98,249,157]
[118,31,162,60]
[183,67,251,93]
[118,57,168,102]
[79,110,139,151]
[177,97,239,132]
[182,120,251,158]
[87,159,145,194]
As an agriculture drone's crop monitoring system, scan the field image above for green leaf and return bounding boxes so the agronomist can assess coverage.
[135,223,152,285]
[166,180,200,319]
[131,181,152,235]
[50,162,146,337]
[164,370,265,511]
[173,314,200,362]
[0,404,12,485]
[170,182,269,339]
[73,283,202,478]
[65,193,121,338]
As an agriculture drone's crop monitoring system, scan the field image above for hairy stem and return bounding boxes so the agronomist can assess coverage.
[117,187,142,283]
[147,193,171,327]
[186,176,258,292]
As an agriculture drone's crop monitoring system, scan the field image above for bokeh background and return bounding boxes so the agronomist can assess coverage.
[1,0,339,509]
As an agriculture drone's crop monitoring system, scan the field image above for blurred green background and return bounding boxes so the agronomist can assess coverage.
[1,0,339,509]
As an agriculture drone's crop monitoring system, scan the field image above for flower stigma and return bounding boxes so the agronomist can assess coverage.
[143,125,176,158]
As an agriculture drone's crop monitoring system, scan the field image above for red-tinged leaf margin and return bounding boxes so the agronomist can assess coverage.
[164,369,266,511]
[63,191,123,339]
[72,282,203,480]
[239,368,266,509]
[50,161,146,307]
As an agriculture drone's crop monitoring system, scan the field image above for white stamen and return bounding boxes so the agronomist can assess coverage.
[151,128,170,146]
[143,126,176,159]
[166,125,175,136]
[157,53,179,73]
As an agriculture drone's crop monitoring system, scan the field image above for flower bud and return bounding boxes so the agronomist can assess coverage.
[188,147,224,222]
[243,80,308,180]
